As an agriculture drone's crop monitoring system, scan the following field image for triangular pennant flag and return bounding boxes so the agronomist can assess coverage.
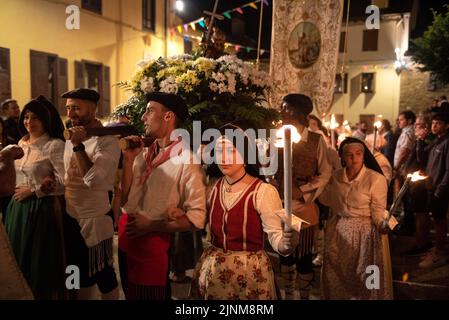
[183,24,188,32]
[177,25,182,33]
[235,45,241,52]
[223,12,231,19]
[249,2,258,9]
[190,22,196,30]
[236,7,244,14]
[260,49,265,55]
[198,20,205,28]
[246,47,251,53]
[263,0,269,6]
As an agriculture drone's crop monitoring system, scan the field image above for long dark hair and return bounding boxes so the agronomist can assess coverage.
[206,120,266,181]
[18,96,65,141]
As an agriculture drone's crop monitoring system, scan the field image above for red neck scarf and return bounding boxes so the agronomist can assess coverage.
[139,137,182,185]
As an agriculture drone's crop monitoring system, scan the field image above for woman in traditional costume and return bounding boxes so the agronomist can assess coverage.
[319,137,393,299]
[5,96,66,299]
[191,122,301,300]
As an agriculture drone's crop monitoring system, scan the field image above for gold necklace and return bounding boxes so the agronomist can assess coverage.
[224,172,246,192]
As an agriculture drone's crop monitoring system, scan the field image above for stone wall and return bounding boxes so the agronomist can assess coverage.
[399,63,449,115]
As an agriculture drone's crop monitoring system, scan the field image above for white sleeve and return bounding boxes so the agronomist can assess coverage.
[83,137,120,189]
[181,163,207,229]
[35,139,65,198]
[370,173,388,228]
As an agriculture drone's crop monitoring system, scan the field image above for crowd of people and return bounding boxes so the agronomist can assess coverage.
[0,89,448,300]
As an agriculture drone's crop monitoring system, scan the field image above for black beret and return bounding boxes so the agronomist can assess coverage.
[61,88,100,103]
[145,92,189,122]
[282,94,314,116]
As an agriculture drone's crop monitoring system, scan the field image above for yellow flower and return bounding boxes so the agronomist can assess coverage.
[175,70,200,93]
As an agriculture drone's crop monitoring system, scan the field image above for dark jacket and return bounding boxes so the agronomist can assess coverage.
[4,118,21,145]
[424,133,449,198]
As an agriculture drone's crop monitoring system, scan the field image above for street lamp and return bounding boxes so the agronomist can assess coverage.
[175,0,184,12]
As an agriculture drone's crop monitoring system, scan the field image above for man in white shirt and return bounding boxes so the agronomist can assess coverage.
[394,111,416,172]
[62,88,121,300]
[393,110,416,235]
[118,92,206,300]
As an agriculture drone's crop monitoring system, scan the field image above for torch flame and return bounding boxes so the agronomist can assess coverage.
[275,125,301,148]
[407,171,428,182]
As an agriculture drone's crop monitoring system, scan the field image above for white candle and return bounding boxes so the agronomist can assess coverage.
[330,114,337,149]
[275,125,301,230]
[372,120,382,154]
[284,127,292,229]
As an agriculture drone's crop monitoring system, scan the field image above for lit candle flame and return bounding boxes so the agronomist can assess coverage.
[407,171,428,182]
[275,125,301,148]
[374,120,382,129]
[330,114,337,130]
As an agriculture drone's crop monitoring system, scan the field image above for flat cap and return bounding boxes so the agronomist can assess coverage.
[61,88,100,103]
[145,92,189,122]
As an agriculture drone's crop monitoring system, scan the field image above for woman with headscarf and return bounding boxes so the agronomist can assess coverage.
[191,121,302,300]
[4,95,66,299]
[319,137,394,299]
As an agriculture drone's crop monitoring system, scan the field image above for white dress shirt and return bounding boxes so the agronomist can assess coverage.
[319,165,388,228]
[123,147,207,229]
[64,135,121,247]
[15,134,65,197]
[394,125,415,169]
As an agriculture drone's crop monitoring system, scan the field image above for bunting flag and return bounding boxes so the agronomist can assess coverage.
[169,1,272,58]
[249,2,258,9]
[172,0,269,31]
[269,0,343,115]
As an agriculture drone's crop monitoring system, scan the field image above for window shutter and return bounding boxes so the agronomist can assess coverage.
[75,61,85,89]
[100,65,111,117]
[57,58,68,115]
[30,50,49,99]
[0,47,11,103]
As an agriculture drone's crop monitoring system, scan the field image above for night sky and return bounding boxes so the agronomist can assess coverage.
[176,0,449,59]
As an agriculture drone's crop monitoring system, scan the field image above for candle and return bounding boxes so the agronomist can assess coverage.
[275,125,301,229]
[372,120,382,154]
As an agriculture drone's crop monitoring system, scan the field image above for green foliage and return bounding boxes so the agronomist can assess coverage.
[410,4,449,84]
[112,54,280,135]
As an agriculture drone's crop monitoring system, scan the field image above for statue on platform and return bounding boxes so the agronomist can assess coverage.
[200,18,226,59]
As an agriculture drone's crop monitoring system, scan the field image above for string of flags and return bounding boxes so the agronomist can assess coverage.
[170,0,270,54]
[180,33,268,55]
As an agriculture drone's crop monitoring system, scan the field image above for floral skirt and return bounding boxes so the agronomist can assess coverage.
[321,214,393,300]
[191,245,277,300]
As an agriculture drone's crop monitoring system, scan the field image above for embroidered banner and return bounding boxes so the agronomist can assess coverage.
[270,0,343,116]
